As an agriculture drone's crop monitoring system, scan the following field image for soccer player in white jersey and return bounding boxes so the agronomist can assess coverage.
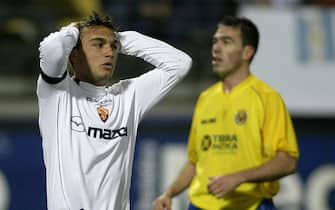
[37,13,192,210]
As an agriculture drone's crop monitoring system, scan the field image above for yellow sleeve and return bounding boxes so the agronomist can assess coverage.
[262,93,299,159]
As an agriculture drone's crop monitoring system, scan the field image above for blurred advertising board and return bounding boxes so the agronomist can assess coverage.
[0,118,334,210]
[240,7,335,117]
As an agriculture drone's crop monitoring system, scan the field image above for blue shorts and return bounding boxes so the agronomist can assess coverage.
[257,199,276,210]
[188,199,276,210]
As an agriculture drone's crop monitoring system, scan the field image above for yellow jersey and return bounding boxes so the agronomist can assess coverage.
[187,75,299,210]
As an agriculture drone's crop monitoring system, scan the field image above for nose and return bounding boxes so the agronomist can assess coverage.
[212,43,221,54]
[103,45,115,58]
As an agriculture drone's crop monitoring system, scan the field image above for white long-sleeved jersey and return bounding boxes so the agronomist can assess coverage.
[37,26,192,210]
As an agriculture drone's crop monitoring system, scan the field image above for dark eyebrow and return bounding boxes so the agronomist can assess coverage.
[89,37,119,46]
[89,37,106,43]
[214,35,233,42]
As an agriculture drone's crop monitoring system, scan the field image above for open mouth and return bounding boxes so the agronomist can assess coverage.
[102,62,113,69]
[212,57,222,64]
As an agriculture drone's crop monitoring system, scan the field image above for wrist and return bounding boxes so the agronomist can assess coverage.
[237,172,247,185]
[163,189,175,199]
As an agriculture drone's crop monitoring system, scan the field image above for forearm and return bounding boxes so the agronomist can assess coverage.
[164,161,195,198]
[118,31,192,79]
[39,26,79,77]
[238,151,297,184]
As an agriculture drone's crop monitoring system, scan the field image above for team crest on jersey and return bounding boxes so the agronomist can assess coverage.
[201,135,212,151]
[97,106,109,122]
[235,110,247,125]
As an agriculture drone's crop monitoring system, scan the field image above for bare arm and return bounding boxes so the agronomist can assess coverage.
[208,151,297,198]
[152,161,195,210]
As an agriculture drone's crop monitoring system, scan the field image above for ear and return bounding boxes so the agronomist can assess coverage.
[242,46,255,61]
[69,48,78,65]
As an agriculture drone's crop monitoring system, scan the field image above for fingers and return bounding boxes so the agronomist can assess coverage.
[67,22,80,28]
[60,22,80,31]
[152,197,172,210]
[153,202,171,210]
[213,191,226,199]
[208,177,225,198]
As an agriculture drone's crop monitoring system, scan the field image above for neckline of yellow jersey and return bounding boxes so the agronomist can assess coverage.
[219,74,256,96]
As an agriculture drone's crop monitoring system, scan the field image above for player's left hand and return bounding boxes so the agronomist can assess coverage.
[207,174,243,198]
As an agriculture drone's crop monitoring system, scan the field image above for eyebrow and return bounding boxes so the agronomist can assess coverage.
[89,37,107,43]
[213,35,233,41]
[89,37,119,45]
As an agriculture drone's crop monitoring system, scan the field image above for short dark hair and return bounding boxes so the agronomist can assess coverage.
[218,16,259,62]
[74,12,118,49]
[79,12,118,32]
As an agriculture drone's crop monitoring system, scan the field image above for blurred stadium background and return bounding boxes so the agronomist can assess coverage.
[0,0,335,209]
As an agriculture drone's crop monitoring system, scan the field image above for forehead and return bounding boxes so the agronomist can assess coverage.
[81,26,117,41]
[214,24,241,39]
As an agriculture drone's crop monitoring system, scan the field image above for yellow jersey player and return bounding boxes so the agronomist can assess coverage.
[153,16,299,210]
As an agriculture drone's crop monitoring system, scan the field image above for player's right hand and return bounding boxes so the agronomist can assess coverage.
[152,194,172,210]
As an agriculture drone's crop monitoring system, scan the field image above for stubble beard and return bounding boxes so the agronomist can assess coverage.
[213,62,242,79]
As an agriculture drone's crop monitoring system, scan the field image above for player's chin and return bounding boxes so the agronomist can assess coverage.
[213,68,226,78]
[101,73,113,82]
[100,68,114,77]
[94,73,113,84]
